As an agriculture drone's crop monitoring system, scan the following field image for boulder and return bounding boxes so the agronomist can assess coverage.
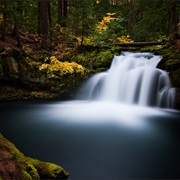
[0,134,69,179]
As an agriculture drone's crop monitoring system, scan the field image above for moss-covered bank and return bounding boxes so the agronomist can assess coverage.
[141,45,180,109]
[0,47,86,100]
[141,45,180,88]
[0,134,69,179]
[0,44,179,103]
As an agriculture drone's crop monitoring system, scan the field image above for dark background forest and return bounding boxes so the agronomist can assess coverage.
[1,0,180,48]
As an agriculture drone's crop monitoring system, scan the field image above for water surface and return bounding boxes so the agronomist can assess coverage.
[0,101,180,179]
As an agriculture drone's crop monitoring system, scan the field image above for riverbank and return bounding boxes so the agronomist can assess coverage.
[0,41,180,108]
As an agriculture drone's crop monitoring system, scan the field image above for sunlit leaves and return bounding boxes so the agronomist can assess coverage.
[97,13,118,31]
[95,12,128,44]
[0,13,3,23]
[39,56,85,76]
[117,35,134,43]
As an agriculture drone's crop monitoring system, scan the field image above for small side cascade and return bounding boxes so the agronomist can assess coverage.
[79,52,176,109]
[156,87,176,108]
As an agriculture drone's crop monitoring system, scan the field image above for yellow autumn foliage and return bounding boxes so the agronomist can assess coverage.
[117,35,134,43]
[0,13,3,23]
[39,56,84,76]
[97,13,118,31]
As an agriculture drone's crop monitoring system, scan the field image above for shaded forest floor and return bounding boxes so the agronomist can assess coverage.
[0,33,77,59]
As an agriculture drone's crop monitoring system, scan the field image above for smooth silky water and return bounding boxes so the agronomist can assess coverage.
[0,52,180,179]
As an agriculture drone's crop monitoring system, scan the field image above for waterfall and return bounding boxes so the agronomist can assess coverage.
[79,52,176,109]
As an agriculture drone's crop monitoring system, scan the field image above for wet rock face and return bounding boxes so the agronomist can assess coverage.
[0,134,69,180]
[0,57,19,80]
[6,57,19,79]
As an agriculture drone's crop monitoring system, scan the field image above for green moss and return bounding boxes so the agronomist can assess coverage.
[27,158,69,179]
[166,59,179,66]
[19,57,40,75]
[21,170,33,180]
[0,134,23,160]
[140,45,164,52]
[23,161,40,179]
[73,53,87,65]
[140,45,180,88]
[0,134,40,179]
[94,50,113,69]
[0,134,69,180]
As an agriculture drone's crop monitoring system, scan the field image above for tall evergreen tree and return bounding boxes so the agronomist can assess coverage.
[68,0,96,44]
[128,0,136,36]
[12,1,24,48]
[58,0,68,27]
[0,0,8,41]
[38,0,49,48]
[133,0,180,41]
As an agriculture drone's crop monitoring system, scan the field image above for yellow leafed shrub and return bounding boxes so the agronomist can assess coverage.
[0,13,3,23]
[117,35,134,43]
[39,56,84,76]
[97,13,118,31]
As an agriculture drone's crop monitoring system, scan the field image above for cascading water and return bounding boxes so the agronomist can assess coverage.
[79,52,176,109]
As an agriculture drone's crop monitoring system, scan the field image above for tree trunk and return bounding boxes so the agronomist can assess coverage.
[170,1,178,44]
[58,0,67,27]
[63,0,67,17]
[58,0,63,25]
[128,0,136,37]
[48,0,52,41]
[13,21,22,48]
[38,0,49,49]
[81,25,85,45]
[1,0,7,41]
[63,0,67,26]
[12,1,22,48]
[178,15,180,38]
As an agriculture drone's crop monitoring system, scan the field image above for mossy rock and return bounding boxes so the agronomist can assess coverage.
[141,45,180,88]
[169,68,180,87]
[0,134,69,179]
[27,158,69,179]
[18,57,46,88]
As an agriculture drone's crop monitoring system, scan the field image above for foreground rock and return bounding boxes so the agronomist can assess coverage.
[0,134,69,179]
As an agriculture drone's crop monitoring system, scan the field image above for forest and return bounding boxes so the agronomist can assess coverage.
[0,0,180,102]
[1,0,180,47]
[1,1,180,180]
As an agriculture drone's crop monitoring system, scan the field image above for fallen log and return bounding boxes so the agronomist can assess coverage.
[110,41,164,47]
